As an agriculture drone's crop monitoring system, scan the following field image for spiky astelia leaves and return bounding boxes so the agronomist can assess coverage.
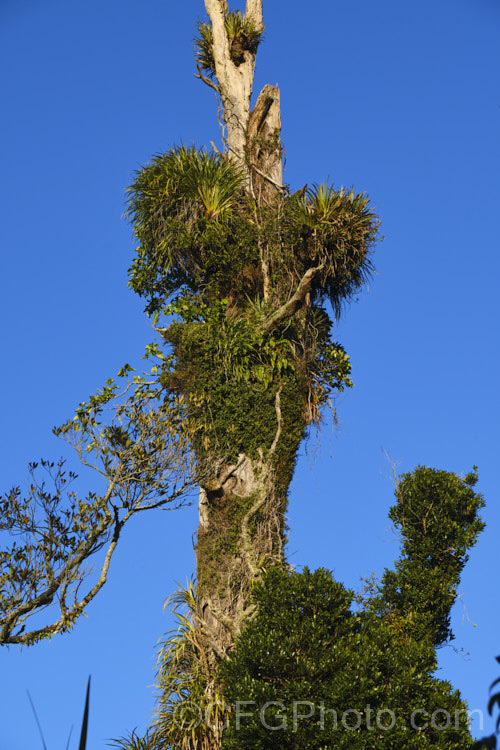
[108,729,157,750]
[287,180,379,317]
[153,580,225,750]
[127,147,254,311]
[195,11,264,78]
[127,148,378,318]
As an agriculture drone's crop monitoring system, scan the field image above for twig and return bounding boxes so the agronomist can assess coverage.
[195,63,221,95]
[262,265,324,333]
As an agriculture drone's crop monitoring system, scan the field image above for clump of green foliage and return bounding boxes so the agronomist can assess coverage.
[126,147,378,316]
[195,11,264,77]
[126,147,252,310]
[126,146,378,466]
[375,466,485,648]
[109,729,157,750]
[219,467,485,749]
[159,296,352,465]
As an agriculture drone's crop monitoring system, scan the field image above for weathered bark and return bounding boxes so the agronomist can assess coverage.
[247,84,283,203]
[204,0,257,161]
[194,386,297,668]
[195,453,281,654]
[202,0,283,195]
[194,1,293,725]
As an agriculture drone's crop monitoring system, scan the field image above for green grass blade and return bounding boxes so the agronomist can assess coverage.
[27,691,48,750]
[78,676,91,750]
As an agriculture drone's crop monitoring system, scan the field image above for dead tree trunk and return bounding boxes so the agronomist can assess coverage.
[192,0,292,691]
[202,0,282,193]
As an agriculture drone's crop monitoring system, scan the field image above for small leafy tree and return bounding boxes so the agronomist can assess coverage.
[219,467,485,749]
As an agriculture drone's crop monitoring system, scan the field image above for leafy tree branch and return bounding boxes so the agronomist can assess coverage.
[0,354,200,645]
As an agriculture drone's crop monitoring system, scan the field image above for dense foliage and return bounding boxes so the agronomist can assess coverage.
[195,11,264,77]
[127,148,378,317]
[219,467,484,750]
[126,146,377,470]
[375,466,485,648]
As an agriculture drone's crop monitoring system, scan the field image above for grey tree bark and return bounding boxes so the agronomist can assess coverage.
[193,0,293,687]
[202,0,282,197]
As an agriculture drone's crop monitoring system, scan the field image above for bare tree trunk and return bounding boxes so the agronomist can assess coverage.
[202,0,283,193]
[247,84,282,203]
[204,0,253,161]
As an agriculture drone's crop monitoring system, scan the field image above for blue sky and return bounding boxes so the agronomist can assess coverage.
[1,0,499,746]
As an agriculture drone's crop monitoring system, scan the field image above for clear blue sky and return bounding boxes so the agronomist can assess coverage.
[1,0,499,747]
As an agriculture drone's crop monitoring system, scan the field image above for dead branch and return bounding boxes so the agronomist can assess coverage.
[195,63,221,94]
[262,265,325,333]
[245,0,263,28]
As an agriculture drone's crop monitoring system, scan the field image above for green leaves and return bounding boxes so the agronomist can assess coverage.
[159,290,355,470]
[288,180,379,317]
[126,147,378,459]
[377,466,485,647]
[126,146,253,310]
[0,352,199,646]
[220,561,475,749]
[108,730,156,750]
[218,468,485,749]
[195,11,264,78]
[126,144,379,325]
[187,153,246,221]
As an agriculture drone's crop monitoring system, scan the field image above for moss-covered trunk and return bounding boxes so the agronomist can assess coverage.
[194,380,305,662]
[191,0,288,674]
[126,6,379,747]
